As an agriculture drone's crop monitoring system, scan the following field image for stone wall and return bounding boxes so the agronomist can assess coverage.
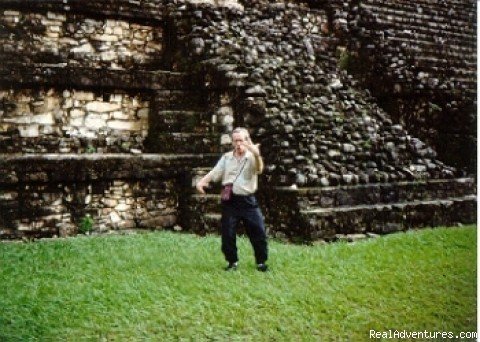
[324,0,476,172]
[0,179,177,238]
[170,1,456,188]
[0,154,217,239]
[168,0,475,242]
[263,178,476,242]
[1,10,164,70]
[0,0,213,239]
[0,0,475,240]
[0,89,149,153]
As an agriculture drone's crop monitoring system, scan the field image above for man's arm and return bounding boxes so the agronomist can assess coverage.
[245,142,264,174]
[196,156,225,194]
[196,173,212,194]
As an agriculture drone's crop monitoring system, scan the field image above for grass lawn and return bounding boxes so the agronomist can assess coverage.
[0,226,476,341]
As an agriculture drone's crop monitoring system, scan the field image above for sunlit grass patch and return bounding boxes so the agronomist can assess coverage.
[0,226,476,340]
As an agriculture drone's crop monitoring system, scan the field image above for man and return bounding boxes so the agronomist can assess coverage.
[196,127,269,272]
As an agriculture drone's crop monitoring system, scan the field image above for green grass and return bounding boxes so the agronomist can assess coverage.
[0,226,476,341]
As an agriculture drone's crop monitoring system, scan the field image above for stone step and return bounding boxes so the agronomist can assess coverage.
[192,213,249,236]
[192,170,219,192]
[301,195,476,215]
[276,178,475,209]
[203,213,222,232]
[154,90,208,111]
[145,133,223,154]
[192,166,215,174]
[150,110,221,133]
[190,194,222,213]
[190,166,223,190]
[362,0,471,25]
[0,64,200,91]
[372,17,474,43]
[0,153,220,184]
[183,212,221,235]
[298,195,476,240]
[0,0,165,21]
[363,0,474,25]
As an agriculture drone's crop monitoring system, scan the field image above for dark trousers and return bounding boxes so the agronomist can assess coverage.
[221,194,268,265]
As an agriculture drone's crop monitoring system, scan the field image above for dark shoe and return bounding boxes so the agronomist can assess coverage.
[224,262,238,271]
[257,263,268,272]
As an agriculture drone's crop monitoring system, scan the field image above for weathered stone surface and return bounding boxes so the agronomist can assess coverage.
[86,102,122,113]
[0,154,218,185]
[0,10,163,70]
[0,0,475,240]
[0,89,149,153]
[0,64,199,91]
[328,0,476,172]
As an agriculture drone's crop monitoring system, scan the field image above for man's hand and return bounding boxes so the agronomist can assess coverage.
[196,179,208,194]
[243,139,264,174]
[243,140,261,157]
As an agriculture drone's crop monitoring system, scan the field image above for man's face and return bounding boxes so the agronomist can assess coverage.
[232,132,247,154]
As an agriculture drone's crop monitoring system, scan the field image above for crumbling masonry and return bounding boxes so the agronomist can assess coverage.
[0,0,476,241]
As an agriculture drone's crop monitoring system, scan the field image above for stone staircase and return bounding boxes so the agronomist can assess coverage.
[146,89,225,155]
[359,0,476,89]
[145,89,226,235]
[326,0,476,173]
[0,0,235,238]
[0,0,476,241]
[181,167,223,235]
[185,171,262,236]
[268,178,476,242]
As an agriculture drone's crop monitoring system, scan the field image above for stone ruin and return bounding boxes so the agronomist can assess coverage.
[0,0,476,242]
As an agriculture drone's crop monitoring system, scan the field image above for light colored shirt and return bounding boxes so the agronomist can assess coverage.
[207,151,261,195]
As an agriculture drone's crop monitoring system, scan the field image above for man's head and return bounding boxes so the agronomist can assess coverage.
[231,127,250,155]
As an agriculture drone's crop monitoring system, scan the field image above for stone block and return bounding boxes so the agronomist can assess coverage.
[86,102,122,113]
[71,43,94,54]
[70,109,85,117]
[113,27,124,36]
[110,211,121,223]
[92,34,119,42]
[84,115,107,129]
[100,51,116,62]
[32,113,54,125]
[117,220,136,229]
[72,92,95,101]
[3,11,20,16]
[69,117,84,127]
[18,125,39,137]
[3,116,31,124]
[112,111,131,120]
[115,203,130,212]
[107,120,142,131]
[40,125,55,135]
[137,108,149,119]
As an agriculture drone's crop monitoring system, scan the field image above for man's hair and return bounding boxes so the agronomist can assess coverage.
[232,127,250,140]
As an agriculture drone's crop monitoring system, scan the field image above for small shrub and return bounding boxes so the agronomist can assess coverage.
[362,139,372,149]
[121,142,131,152]
[428,102,442,112]
[338,49,351,70]
[78,215,94,234]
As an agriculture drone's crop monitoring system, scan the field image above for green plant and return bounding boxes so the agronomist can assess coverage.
[334,114,345,123]
[121,142,131,151]
[85,145,96,153]
[428,102,442,112]
[362,138,372,149]
[78,214,94,234]
[338,49,351,70]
